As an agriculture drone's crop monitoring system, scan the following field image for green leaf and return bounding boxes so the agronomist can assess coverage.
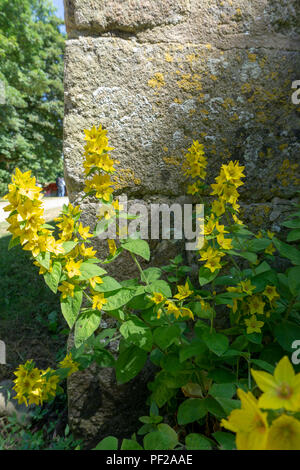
[185,433,212,450]
[8,236,20,250]
[287,229,300,242]
[79,262,107,280]
[227,250,257,264]
[177,399,207,425]
[93,436,118,450]
[60,290,82,329]
[245,332,262,344]
[142,268,162,283]
[209,383,236,399]
[214,398,241,415]
[212,431,236,450]
[145,280,172,298]
[273,238,300,265]
[62,241,78,254]
[282,219,300,229]
[274,321,300,352]
[179,340,208,362]
[153,325,181,350]
[186,302,214,320]
[35,251,50,270]
[251,359,274,374]
[93,276,122,293]
[287,266,300,295]
[74,309,101,348]
[44,261,61,294]
[120,439,143,450]
[198,266,219,286]
[122,238,150,261]
[202,331,229,356]
[94,349,115,368]
[143,424,178,450]
[102,288,135,311]
[115,345,147,384]
[120,317,153,352]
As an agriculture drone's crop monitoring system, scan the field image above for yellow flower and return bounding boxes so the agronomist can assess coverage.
[238,280,255,296]
[180,307,194,320]
[245,315,264,334]
[165,301,181,319]
[215,222,228,235]
[266,415,300,450]
[187,183,199,195]
[84,174,114,201]
[182,141,207,181]
[221,161,245,187]
[107,239,117,256]
[174,281,193,301]
[58,281,75,299]
[59,353,79,377]
[80,244,97,258]
[248,295,265,315]
[92,293,107,311]
[217,234,233,250]
[221,389,269,450]
[265,243,276,255]
[65,259,82,278]
[89,276,103,289]
[78,223,93,240]
[211,199,225,216]
[251,356,300,412]
[151,292,165,304]
[263,285,279,303]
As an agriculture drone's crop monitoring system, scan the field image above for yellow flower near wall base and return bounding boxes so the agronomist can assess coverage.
[59,353,79,377]
[221,389,269,450]
[251,356,300,412]
[266,415,300,450]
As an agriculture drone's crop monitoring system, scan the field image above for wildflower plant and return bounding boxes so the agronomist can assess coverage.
[4,125,300,450]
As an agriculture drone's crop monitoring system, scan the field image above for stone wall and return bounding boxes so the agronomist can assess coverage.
[63,0,300,446]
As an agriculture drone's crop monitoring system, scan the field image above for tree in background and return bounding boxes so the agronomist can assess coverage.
[0,0,65,195]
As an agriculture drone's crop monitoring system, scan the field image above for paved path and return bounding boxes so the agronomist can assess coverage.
[0,197,69,223]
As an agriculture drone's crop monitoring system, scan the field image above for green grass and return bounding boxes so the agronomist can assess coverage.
[0,231,67,374]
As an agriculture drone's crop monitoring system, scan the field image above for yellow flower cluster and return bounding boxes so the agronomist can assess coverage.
[182,140,207,195]
[4,169,64,258]
[59,353,80,377]
[150,281,194,320]
[83,125,116,202]
[211,160,245,210]
[226,281,279,333]
[185,154,245,273]
[13,360,59,406]
[222,357,300,450]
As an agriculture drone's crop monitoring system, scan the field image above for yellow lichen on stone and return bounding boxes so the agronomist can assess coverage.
[165,53,173,63]
[148,73,165,89]
[163,156,181,166]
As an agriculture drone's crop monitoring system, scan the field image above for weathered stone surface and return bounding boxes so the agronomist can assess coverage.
[64,38,300,204]
[64,0,190,34]
[67,333,155,449]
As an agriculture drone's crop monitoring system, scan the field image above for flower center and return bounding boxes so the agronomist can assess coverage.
[277,383,292,399]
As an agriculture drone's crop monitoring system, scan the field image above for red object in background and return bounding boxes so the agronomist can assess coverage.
[43,182,58,196]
